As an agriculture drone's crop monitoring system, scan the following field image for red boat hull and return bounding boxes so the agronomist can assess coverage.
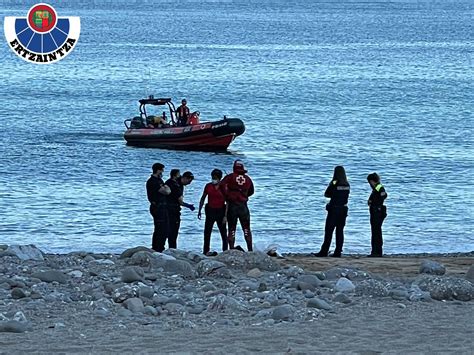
[123,118,244,151]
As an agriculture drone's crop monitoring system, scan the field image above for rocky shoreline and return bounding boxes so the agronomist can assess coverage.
[1,244,473,353]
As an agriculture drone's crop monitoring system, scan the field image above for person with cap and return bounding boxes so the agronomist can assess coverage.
[221,160,255,251]
[146,163,171,252]
[314,166,350,257]
[175,99,190,126]
[367,172,388,257]
[165,169,195,249]
[198,169,228,256]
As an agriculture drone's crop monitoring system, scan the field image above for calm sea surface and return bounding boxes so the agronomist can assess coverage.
[0,0,473,254]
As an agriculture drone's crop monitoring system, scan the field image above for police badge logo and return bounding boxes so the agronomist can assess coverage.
[4,3,80,64]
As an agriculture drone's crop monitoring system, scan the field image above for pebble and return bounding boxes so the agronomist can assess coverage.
[31,270,68,284]
[334,277,355,293]
[124,297,145,313]
[333,293,352,304]
[307,298,333,311]
[272,304,295,321]
[11,288,27,299]
[0,320,29,333]
[247,268,263,278]
[419,260,446,276]
[121,266,144,283]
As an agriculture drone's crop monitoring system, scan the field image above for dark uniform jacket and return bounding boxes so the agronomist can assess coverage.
[325,180,350,207]
[146,175,167,206]
[368,183,387,207]
[165,178,184,213]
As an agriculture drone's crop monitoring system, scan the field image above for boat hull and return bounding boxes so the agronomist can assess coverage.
[123,118,244,151]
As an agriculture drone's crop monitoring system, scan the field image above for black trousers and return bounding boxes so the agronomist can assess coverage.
[370,205,387,255]
[150,204,168,252]
[320,205,348,255]
[203,205,228,254]
[227,202,252,251]
[168,209,181,250]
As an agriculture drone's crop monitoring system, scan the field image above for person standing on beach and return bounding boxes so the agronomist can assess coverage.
[146,163,171,252]
[165,170,195,249]
[198,169,228,256]
[221,160,254,251]
[314,166,350,257]
[367,173,388,257]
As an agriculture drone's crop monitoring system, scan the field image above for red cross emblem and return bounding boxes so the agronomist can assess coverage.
[236,175,246,185]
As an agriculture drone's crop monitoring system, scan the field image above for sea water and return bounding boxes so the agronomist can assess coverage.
[0,0,472,254]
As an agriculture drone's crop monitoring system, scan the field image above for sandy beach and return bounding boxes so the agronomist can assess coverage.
[1,245,473,354]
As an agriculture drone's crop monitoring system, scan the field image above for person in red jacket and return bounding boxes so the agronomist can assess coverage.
[198,169,228,256]
[221,160,255,251]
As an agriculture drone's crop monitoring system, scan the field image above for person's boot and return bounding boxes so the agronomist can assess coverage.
[330,251,342,257]
[313,251,328,257]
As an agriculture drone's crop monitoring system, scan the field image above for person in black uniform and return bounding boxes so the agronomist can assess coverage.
[165,169,195,249]
[146,163,171,252]
[175,99,190,126]
[367,172,388,257]
[314,166,350,257]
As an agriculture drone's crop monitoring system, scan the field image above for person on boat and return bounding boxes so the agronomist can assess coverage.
[221,160,254,252]
[198,169,228,256]
[165,170,195,249]
[314,166,350,257]
[147,112,167,128]
[367,172,388,257]
[146,163,171,252]
[175,99,190,126]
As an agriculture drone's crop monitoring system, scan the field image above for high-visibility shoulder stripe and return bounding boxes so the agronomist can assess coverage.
[375,183,383,192]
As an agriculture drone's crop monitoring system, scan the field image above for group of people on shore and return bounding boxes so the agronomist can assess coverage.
[146,161,387,257]
[146,160,254,255]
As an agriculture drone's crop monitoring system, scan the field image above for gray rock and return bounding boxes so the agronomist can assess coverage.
[307,298,333,310]
[238,280,259,292]
[127,251,155,267]
[144,305,159,316]
[186,306,205,315]
[162,260,196,278]
[335,277,356,293]
[139,286,155,299]
[272,304,295,321]
[408,285,432,302]
[165,296,186,306]
[356,279,390,297]
[119,246,155,259]
[124,297,145,313]
[152,295,169,306]
[465,265,474,282]
[11,288,27,299]
[112,285,139,303]
[117,308,133,317]
[419,260,446,276]
[333,292,352,304]
[83,255,95,262]
[297,282,316,292]
[6,244,44,261]
[13,311,28,323]
[414,276,474,301]
[31,270,67,284]
[258,282,268,292]
[196,259,228,277]
[389,288,409,301]
[164,303,185,314]
[281,266,304,277]
[215,250,281,271]
[68,270,83,278]
[0,320,29,333]
[121,266,144,283]
[298,275,322,288]
[0,244,7,251]
[325,267,371,281]
[303,290,315,299]
[247,268,263,278]
[207,294,247,312]
[255,309,273,318]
